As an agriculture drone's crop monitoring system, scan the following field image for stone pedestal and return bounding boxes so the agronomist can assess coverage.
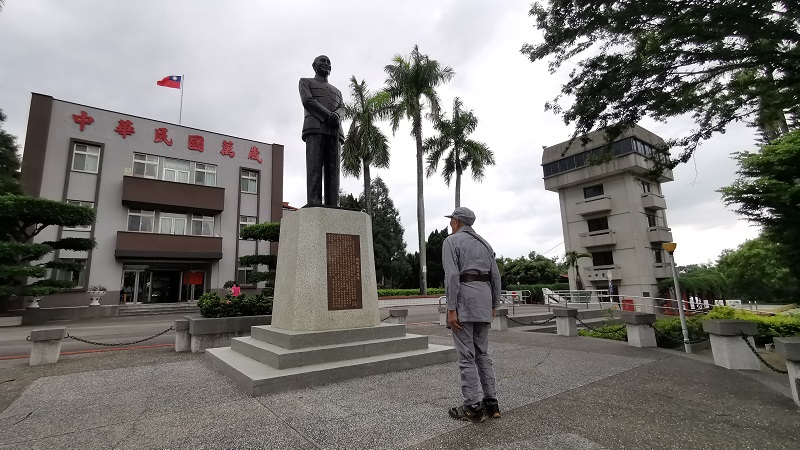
[206,207,455,396]
[621,312,657,348]
[174,319,190,353]
[703,320,760,370]
[386,309,407,325]
[491,308,509,331]
[554,308,578,336]
[30,327,66,366]
[774,337,800,407]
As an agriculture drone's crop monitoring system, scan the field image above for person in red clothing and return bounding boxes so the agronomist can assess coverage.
[230,282,241,297]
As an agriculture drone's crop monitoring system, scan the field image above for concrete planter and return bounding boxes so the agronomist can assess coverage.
[26,297,42,309]
[88,291,106,306]
[187,315,272,353]
[0,316,23,327]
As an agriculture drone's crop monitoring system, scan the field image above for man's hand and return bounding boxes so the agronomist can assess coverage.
[447,310,462,332]
[328,111,340,125]
[492,308,496,318]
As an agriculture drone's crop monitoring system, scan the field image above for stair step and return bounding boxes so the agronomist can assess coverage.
[205,343,456,396]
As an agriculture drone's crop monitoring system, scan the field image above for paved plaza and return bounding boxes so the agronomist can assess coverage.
[0,322,798,449]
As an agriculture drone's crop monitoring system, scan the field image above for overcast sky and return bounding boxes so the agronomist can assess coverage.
[0,0,760,265]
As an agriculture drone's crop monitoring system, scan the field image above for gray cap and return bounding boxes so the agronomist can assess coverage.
[445,207,476,226]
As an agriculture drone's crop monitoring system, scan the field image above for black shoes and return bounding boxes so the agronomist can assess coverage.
[483,398,501,419]
[448,403,485,423]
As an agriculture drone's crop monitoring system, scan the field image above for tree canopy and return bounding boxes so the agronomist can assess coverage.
[497,251,562,286]
[719,129,800,281]
[717,235,798,302]
[522,0,800,168]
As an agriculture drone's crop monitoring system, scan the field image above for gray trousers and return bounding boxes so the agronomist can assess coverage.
[452,322,497,405]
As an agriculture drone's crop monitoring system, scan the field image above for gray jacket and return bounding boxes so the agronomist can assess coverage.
[442,225,502,323]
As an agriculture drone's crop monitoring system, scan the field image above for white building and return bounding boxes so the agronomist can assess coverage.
[542,125,675,304]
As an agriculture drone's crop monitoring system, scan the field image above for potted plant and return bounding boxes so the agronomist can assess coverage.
[88,285,107,306]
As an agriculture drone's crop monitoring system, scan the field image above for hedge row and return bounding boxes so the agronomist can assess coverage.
[197,290,273,318]
[377,288,445,297]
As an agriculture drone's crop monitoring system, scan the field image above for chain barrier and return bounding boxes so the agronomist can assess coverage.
[575,317,627,335]
[740,333,788,374]
[647,324,710,345]
[506,315,555,327]
[380,316,391,322]
[64,326,174,347]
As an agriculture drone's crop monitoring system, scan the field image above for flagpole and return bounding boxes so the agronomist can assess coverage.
[179,74,185,125]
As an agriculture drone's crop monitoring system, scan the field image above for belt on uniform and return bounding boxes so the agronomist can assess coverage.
[460,273,491,283]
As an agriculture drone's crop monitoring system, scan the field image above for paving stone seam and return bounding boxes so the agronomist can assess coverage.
[255,396,324,449]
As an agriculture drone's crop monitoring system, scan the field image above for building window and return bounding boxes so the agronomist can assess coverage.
[191,215,214,236]
[159,212,187,235]
[646,214,658,227]
[133,153,159,179]
[195,163,217,187]
[163,159,191,183]
[641,181,651,193]
[591,251,614,266]
[237,266,254,285]
[653,247,663,264]
[587,217,609,232]
[239,216,257,237]
[54,258,86,287]
[64,200,94,230]
[72,144,101,173]
[127,209,155,232]
[583,184,604,199]
[241,170,258,194]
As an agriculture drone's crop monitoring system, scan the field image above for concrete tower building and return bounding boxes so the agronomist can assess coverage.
[542,125,675,307]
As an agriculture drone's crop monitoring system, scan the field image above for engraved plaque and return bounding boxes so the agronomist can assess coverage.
[326,233,363,310]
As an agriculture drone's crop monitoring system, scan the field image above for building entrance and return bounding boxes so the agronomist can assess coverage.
[121,264,208,303]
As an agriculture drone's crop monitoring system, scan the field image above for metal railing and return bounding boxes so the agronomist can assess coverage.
[543,292,713,317]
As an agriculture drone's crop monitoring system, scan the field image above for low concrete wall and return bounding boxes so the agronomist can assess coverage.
[22,306,120,325]
[187,315,272,353]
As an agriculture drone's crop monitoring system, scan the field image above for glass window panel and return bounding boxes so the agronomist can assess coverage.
[73,153,86,171]
[127,215,141,232]
[177,171,189,183]
[86,155,99,173]
[164,171,176,182]
[141,216,153,232]
[160,217,172,234]
[202,222,213,236]
[145,164,157,178]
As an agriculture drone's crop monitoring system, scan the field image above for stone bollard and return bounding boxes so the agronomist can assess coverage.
[439,306,448,326]
[553,308,578,337]
[386,308,408,325]
[491,308,509,331]
[702,320,760,370]
[774,337,800,407]
[30,327,66,366]
[620,312,657,348]
[175,319,190,352]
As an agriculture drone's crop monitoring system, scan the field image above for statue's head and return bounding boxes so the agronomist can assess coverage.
[312,55,331,77]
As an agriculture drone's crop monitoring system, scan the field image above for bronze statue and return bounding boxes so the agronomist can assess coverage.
[299,55,345,207]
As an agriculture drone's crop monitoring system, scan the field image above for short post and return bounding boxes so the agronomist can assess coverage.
[702,320,760,370]
[386,308,408,325]
[553,307,578,337]
[491,308,509,331]
[30,327,66,366]
[175,319,190,352]
[438,306,448,326]
[774,337,800,407]
[620,312,657,348]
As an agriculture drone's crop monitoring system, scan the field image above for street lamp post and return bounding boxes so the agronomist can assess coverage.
[662,242,691,354]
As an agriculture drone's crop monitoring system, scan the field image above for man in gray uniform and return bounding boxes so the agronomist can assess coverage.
[299,55,345,207]
[443,207,502,423]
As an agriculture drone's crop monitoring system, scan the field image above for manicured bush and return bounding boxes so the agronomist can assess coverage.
[578,324,627,341]
[377,288,444,297]
[651,315,709,348]
[197,290,273,318]
[707,306,800,345]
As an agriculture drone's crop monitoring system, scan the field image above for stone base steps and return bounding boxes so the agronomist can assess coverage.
[118,304,200,316]
[205,323,456,396]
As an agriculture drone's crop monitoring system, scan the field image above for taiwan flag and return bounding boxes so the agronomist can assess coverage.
[157,75,182,89]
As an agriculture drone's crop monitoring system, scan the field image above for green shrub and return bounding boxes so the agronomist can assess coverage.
[707,305,800,345]
[651,316,708,348]
[578,323,627,341]
[377,288,445,297]
[507,283,570,303]
[197,289,273,318]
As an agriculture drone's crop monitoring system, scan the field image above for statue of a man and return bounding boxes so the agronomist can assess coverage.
[299,55,345,207]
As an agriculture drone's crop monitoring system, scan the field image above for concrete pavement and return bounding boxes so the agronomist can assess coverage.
[0,319,798,449]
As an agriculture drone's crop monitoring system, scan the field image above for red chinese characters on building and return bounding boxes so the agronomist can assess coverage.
[72,111,94,131]
[188,135,204,152]
[115,120,135,139]
[220,140,235,158]
[154,128,173,146]
[248,146,263,164]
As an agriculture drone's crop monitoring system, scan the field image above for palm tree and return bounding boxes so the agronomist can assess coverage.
[384,45,454,295]
[564,251,592,292]
[424,97,495,208]
[341,76,392,218]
